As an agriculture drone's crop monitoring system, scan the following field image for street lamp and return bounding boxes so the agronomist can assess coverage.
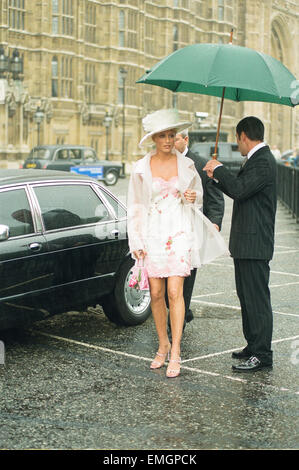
[10,49,23,80]
[0,47,23,79]
[34,106,44,146]
[0,47,9,78]
[120,67,127,176]
[102,110,112,161]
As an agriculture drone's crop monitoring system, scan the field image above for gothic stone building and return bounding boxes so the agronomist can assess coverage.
[0,0,298,163]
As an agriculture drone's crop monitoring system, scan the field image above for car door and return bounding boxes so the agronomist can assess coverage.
[31,181,128,313]
[0,186,50,329]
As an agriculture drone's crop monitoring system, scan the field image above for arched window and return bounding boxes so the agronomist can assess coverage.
[218,0,224,21]
[9,0,25,30]
[85,1,96,43]
[52,0,59,34]
[84,63,96,103]
[119,10,125,47]
[173,25,178,51]
[61,56,73,98]
[51,56,58,97]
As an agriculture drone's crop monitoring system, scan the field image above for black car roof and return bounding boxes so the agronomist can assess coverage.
[30,145,95,150]
[0,169,95,185]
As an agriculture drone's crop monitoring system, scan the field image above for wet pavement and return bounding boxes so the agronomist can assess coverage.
[0,177,298,451]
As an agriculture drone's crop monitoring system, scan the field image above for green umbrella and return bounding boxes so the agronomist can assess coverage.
[137,40,298,157]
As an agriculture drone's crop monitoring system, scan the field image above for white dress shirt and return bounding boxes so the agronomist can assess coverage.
[182,146,188,157]
[247,142,266,160]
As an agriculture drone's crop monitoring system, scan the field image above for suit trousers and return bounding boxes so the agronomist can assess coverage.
[234,259,273,364]
[183,268,197,319]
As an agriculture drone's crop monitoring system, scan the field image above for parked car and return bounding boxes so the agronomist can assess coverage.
[280,149,293,161]
[22,145,122,185]
[70,162,121,186]
[280,149,299,168]
[190,142,243,174]
[0,169,151,330]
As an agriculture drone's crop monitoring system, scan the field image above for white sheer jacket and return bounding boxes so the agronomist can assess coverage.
[127,149,228,267]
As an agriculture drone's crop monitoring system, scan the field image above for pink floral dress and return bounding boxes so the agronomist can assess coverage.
[144,176,193,278]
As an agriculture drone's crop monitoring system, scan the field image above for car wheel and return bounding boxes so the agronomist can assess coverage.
[101,257,151,326]
[104,170,118,186]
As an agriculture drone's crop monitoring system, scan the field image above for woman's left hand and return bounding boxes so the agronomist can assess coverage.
[184,189,197,203]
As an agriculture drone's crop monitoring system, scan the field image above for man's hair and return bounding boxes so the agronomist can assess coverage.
[177,129,188,138]
[236,116,264,142]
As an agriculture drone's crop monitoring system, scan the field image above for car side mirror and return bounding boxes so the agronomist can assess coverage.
[0,225,9,241]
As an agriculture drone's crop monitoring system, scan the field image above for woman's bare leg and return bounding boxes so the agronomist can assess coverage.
[149,277,171,367]
[167,276,185,375]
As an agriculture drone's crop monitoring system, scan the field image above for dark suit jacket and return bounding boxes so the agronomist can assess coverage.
[213,145,277,260]
[187,150,224,229]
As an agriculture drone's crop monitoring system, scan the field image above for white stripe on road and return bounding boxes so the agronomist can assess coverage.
[191,299,299,317]
[30,330,153,363]
[273,250,299,255]
[30,330,299,395]
[276,231,299,235]
[192,292,224,298]
[275,245,297,249]
[271,270,299,278]
[193,280,299,296]
[181,335,299,363]
[270,281,299,288]
[210,263,299,279]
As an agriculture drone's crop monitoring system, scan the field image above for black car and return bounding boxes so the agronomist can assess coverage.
[22,145,122,185]
[0,170,151,330]
[190,142,243,174]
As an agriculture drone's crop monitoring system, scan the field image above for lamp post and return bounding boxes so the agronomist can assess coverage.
[0,47,24,159]
[102,110,112,160]
[119,67,127,177]
[10,49,23,80]
[0,47,23,79]
[34,106,44,146]
[0,47,9,78]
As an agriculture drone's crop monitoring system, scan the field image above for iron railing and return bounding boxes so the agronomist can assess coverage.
[277,161,299,223]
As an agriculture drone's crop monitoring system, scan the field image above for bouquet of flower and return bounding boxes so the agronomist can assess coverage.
[128,259,149,290]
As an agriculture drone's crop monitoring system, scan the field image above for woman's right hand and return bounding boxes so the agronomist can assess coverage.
[133,249,146,259]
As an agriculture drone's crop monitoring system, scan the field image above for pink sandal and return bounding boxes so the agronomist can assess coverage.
[150,349,170,369]
[166,358,181,378]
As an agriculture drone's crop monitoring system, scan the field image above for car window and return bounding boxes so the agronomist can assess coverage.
[69,149,81,159]
[0,188,34,237]
[33,184,112,231]
[30,148,51,160]
[212,145,230,160]
[101,190,126,219]
[56,149,69,160]
[83,149,98,161]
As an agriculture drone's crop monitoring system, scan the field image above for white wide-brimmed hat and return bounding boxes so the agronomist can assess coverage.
[139,108,192,148]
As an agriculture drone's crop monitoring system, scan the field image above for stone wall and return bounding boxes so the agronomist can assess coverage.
[0,0,297,164]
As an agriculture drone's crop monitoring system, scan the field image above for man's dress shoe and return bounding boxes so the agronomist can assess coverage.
[232,348,251,360]
[232,356,273,372]
[186,309,194,323]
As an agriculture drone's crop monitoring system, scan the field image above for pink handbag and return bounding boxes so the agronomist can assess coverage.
[128,259,149,291]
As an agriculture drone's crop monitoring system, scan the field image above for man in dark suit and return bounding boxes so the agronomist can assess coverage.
[167,129,224,331]
[203,116,277,372]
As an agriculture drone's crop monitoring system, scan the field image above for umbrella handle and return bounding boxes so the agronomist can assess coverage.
[212,87,225,160]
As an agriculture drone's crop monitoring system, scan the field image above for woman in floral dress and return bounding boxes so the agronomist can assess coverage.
[127,109,227,378]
